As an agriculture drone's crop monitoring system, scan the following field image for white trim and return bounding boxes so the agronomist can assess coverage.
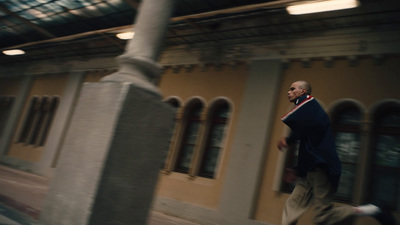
[183,96,207,109]
[163,96,183,107]
[281,96,314,121]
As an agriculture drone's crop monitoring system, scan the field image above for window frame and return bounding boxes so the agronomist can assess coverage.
[368,103,400,210]
[17,95,60,147]
[198,100,231,179]
[163,96,232,180]
[162,97,182,173]
[330,103,362,202]
[173,98,205,174]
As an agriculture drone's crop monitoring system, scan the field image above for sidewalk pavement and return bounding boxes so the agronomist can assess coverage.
[0,165,201,225]
[0,202,201,225]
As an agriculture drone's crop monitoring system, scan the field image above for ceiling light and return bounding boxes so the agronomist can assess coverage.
[116,31,135,40]
[2,49,25,56]
[287,0,359,15]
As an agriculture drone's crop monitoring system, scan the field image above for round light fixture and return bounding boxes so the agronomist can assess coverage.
[116,32,135,40]
[3,49,25,56]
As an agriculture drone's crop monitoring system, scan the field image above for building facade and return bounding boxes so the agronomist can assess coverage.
[0,19,400,225]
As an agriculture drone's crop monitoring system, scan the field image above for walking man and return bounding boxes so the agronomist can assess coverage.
[278,80,397,225]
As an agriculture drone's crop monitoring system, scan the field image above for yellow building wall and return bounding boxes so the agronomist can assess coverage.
[254,57,400,225]
[2,57,399,224]
[155,63,249,209]
[7,75,68,162]
[70,66,249,209]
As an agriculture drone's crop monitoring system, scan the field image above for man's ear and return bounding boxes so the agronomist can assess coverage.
[301,89,307,94]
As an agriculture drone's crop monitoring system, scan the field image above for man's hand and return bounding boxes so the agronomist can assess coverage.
[283,168,297,184]
[277,137,288,151]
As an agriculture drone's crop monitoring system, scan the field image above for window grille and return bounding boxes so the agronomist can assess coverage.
[18,96,59,146]
[199,101,230,178]
[163,97,181,171]
[369,107,400,210]
[174,101,203,174]
[332,104,361,201]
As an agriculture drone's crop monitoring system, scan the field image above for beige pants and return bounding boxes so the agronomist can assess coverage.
[282,168,355,225]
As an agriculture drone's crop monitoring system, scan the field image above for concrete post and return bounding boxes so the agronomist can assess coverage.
[35,72,84,176]
[219,60,282,219]
[40,0,176,225]
[102,0,175,93]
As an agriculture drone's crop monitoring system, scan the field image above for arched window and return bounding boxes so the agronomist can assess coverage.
[163,97,182,171]
[38,96,59,146]
[199,100,230,178]
[331,103,362,201]
[165,97,181,109]
[29,96,49,145]
[18,96,40,144]
[18,96,60,146]
[369,105,400,210]
[174,100,204,174]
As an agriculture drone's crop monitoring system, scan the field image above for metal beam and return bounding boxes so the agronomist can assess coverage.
[122,0,141,10]
[0,3,56,39]
[0,0,296,51]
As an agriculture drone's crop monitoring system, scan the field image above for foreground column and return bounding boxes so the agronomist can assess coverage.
[40,0,176,225]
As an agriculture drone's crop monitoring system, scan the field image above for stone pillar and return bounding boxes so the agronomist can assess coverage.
[219,60,282,219]
[40,0,176,225]
[102,0,175,93]
[35,72,84,176]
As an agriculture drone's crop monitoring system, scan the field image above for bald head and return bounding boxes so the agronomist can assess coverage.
[287,80,312,102]
[296,80,312,95]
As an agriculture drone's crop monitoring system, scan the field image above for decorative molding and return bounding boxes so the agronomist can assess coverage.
[159,29,400,67]
[324,57,333,68]
[172,65,180,73]
[281,59,290,70]
[0,29,399,77]
[373,54,384,65]
[347,55,359,67]
[200,64,208,72]
[301,58,311,68]
[214,63,223,71]
[184,64,194,73]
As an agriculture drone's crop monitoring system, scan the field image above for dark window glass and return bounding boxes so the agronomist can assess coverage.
[370,108,400,210]
[29,96,49,145]
[39,97,59,146]
[18,96,60,146]
[166,98,180,109]
[163,98,181,170]
[332,105,361,201]
[199,102,230,178]
[174,103,203,173]
[19,97,39,143]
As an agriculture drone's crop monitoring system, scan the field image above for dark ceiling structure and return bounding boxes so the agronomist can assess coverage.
[0,0,399,65]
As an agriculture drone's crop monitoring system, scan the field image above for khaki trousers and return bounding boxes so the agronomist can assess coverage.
[282,168,355,225]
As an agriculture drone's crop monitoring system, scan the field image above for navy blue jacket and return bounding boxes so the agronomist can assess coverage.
[281,95,341,190]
